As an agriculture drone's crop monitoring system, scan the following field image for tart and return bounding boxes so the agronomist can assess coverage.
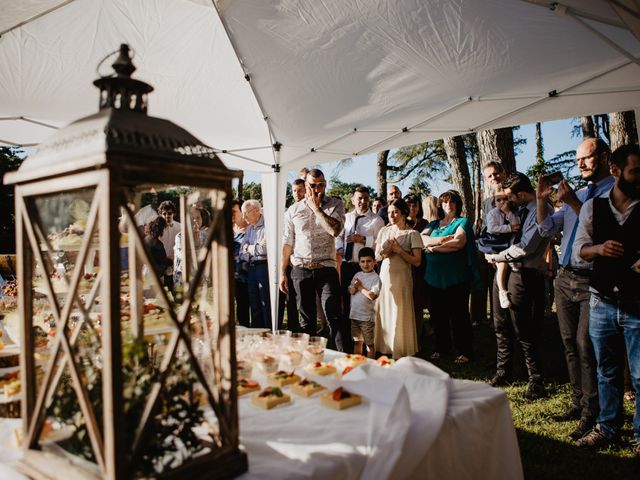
[376,355,396,368]
[267,370,301,387]
[304,361,336,376]
[251,387,291,409]
[320,387,362,410]
[237,379,260,396]
[290,378,325,397]
[335,353,367,371]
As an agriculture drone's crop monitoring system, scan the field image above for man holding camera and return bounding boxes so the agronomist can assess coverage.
[536,137,613,440]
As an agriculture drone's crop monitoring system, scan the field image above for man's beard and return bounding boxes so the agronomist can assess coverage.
[581,162,604,181]
[618,173,640,200]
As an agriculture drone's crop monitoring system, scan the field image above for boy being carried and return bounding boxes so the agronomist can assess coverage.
[348,247,381,358]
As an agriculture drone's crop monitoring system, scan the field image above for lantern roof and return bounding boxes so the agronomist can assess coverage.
[5,44,231,186]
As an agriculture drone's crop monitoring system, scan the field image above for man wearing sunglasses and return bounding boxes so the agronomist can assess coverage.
[281,169,350,352]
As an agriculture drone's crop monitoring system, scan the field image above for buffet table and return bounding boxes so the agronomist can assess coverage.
[0,352,523,480]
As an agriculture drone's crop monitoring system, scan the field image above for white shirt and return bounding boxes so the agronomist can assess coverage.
[337,209,385,263]
[572,189,640,267]
[486,208,519,235]
[349,270,381,322]
[160,221,181,261]
[134,204,158,227]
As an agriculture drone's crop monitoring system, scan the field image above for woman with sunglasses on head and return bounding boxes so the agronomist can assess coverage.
[476,189,520,309]
[421,190,480,365]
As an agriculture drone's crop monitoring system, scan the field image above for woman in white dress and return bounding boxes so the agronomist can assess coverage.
[374,199,423,359]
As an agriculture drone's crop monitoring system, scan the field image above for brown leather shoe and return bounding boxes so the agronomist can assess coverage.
[569,418,595,441]
[575,427,615,448]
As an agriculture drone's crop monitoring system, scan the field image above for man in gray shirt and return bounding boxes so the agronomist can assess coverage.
[280,169,349,351]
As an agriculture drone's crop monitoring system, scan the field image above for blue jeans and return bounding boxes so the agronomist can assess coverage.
[248,263,271,329]
[589,293,640,441]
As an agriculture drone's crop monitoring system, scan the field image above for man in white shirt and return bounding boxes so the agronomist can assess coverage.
[158,200,181,291]
[337,186,384,322]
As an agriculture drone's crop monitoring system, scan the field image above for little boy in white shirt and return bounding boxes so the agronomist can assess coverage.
[348,247,381,358]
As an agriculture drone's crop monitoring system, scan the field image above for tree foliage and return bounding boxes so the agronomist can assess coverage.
[327,177,377,211]
[0,147,25,254]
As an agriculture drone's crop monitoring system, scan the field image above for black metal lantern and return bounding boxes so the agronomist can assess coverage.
[4,44,247,479]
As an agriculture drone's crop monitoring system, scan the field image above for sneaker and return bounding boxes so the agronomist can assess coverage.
[524,381,545,400]
[575,427,615,449]
[552,406,582,422]
[490,372,511,387]
[498,290,511,309]
[569,418,596,441]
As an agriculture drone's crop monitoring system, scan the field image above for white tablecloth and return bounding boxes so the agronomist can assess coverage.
[0,355,523,480]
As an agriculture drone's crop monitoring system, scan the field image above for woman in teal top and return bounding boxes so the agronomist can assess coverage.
[422,190,480,364]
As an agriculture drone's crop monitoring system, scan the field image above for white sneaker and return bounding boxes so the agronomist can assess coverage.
[499,290,511,309]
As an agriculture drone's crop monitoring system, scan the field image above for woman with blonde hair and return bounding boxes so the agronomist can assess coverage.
[422,195,439,222]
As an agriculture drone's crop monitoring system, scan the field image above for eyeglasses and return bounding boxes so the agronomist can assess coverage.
[495,198,508,203]
[307,182,326,189]
[242,207,259,217]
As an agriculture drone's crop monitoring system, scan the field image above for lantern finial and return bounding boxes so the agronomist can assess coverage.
[93,43,153,114]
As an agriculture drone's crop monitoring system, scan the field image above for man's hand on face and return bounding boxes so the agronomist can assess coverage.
[305,183,322,212]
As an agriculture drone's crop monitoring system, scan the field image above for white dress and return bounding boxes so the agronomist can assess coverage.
[373,226,421,359]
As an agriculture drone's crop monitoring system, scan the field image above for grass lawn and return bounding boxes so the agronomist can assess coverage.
[415,316,638,480]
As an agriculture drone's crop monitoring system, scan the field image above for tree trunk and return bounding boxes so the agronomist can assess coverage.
[237,175,244,200]
[609,111,638,151]
[444,136,475,224]
[477,127,516,198]
[581,116,595,138]
[376,150,389,200]
[535,122,544,164]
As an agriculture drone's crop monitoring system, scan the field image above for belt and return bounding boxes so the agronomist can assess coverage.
[562,266,591,277]
[249,259,267,266]
[301,261,324,270]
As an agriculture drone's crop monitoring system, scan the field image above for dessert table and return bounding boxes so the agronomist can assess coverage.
[0,352,523,480]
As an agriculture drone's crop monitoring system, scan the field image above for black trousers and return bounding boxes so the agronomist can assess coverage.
[493,268,544,382]
[471,252,494,324]
[428,282,473,358]
[291,265,351,352]
[340,261,361,322]
[277,265,300,331]
[555,268,599,420]
[235,279,250,327]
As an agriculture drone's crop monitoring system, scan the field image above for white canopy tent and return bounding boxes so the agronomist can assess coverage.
[2,0,640,327]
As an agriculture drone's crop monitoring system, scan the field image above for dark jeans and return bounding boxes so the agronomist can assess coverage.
[277,265,299,330]
[428,282,473,358]
[493,268,544,382]
[471,252,494,324]
[235,279,250,327]
[589,293,640,441]
[248,263,271,329]
[341,261,361,322]
[555,268,599,420]
[291,265,351,352]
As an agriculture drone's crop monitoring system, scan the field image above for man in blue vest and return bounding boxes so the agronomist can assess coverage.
[573,144,640,455]
[535,137,613,440]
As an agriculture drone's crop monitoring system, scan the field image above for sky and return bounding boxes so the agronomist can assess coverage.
[241,117,582,196]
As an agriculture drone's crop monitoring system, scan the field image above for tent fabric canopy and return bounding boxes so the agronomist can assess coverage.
[2,0,640,326]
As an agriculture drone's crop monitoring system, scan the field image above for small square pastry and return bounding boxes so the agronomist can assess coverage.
[335,353,368,371]
[237,379,261,396]
[320,387,362,410]
[267,370,301,387]
[251,387,291,409]
[376,355,396,368]
[290,378,326,397]
[304,361,337,376]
